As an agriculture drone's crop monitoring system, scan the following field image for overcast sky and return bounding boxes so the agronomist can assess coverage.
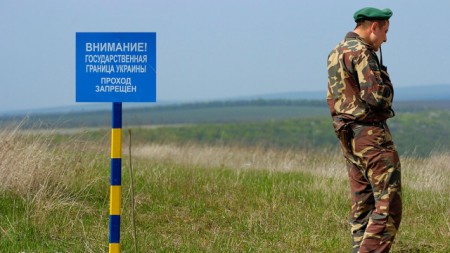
[1,0,449,113]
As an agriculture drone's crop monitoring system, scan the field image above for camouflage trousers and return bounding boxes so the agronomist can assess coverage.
[338,121,402,253]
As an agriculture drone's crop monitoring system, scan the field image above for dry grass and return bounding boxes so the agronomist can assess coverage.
[0,124,109,252]
[132,143,450,252]
[131,142,450,252]
[0,124,101,199]
[402,152,450,192]
[133,143,450,193]
[133,144,345,176]
[0,125,449,252]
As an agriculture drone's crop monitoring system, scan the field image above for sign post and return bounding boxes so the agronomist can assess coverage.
[76,32,156,253]
[110,102,122,252]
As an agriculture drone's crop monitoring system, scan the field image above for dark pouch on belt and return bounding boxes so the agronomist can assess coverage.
[338,124,353,154]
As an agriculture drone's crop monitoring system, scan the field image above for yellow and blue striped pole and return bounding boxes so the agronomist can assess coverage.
[110,102,122,253]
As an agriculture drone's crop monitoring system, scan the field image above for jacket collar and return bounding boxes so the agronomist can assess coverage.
[345,32,373,50]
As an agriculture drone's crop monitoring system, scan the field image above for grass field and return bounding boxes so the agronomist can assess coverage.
[61,109,450,157]
[0,125,449,252]
[4,99,450,155]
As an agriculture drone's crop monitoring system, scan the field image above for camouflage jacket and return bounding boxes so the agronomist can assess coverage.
[327,32,395,133]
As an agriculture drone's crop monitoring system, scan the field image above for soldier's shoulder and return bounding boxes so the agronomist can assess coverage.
[328,38,366,62]
[341,37,366,53]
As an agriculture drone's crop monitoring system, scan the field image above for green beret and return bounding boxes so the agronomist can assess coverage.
[353,7,393,22]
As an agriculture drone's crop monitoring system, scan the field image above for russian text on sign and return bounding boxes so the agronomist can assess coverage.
[86,42,147,52]
[96,85,137,93]
[85,55,147,64]
[101,77,132,85]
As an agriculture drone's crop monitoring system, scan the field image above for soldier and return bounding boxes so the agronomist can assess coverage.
[326,7,402,253]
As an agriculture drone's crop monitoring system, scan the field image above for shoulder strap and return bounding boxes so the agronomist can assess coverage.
[379,46,383,66]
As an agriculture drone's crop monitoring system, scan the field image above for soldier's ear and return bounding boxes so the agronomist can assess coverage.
[370,22,378,33]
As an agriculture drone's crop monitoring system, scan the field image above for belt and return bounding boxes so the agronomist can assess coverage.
[352,121,385,127]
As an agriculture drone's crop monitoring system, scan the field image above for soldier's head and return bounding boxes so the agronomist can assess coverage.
[353,7,392,51]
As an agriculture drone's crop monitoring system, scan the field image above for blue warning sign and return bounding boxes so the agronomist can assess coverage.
[76,32,156,102]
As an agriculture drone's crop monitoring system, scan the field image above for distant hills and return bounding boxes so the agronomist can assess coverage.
[1,84,450,117]
[246,84,450,101]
